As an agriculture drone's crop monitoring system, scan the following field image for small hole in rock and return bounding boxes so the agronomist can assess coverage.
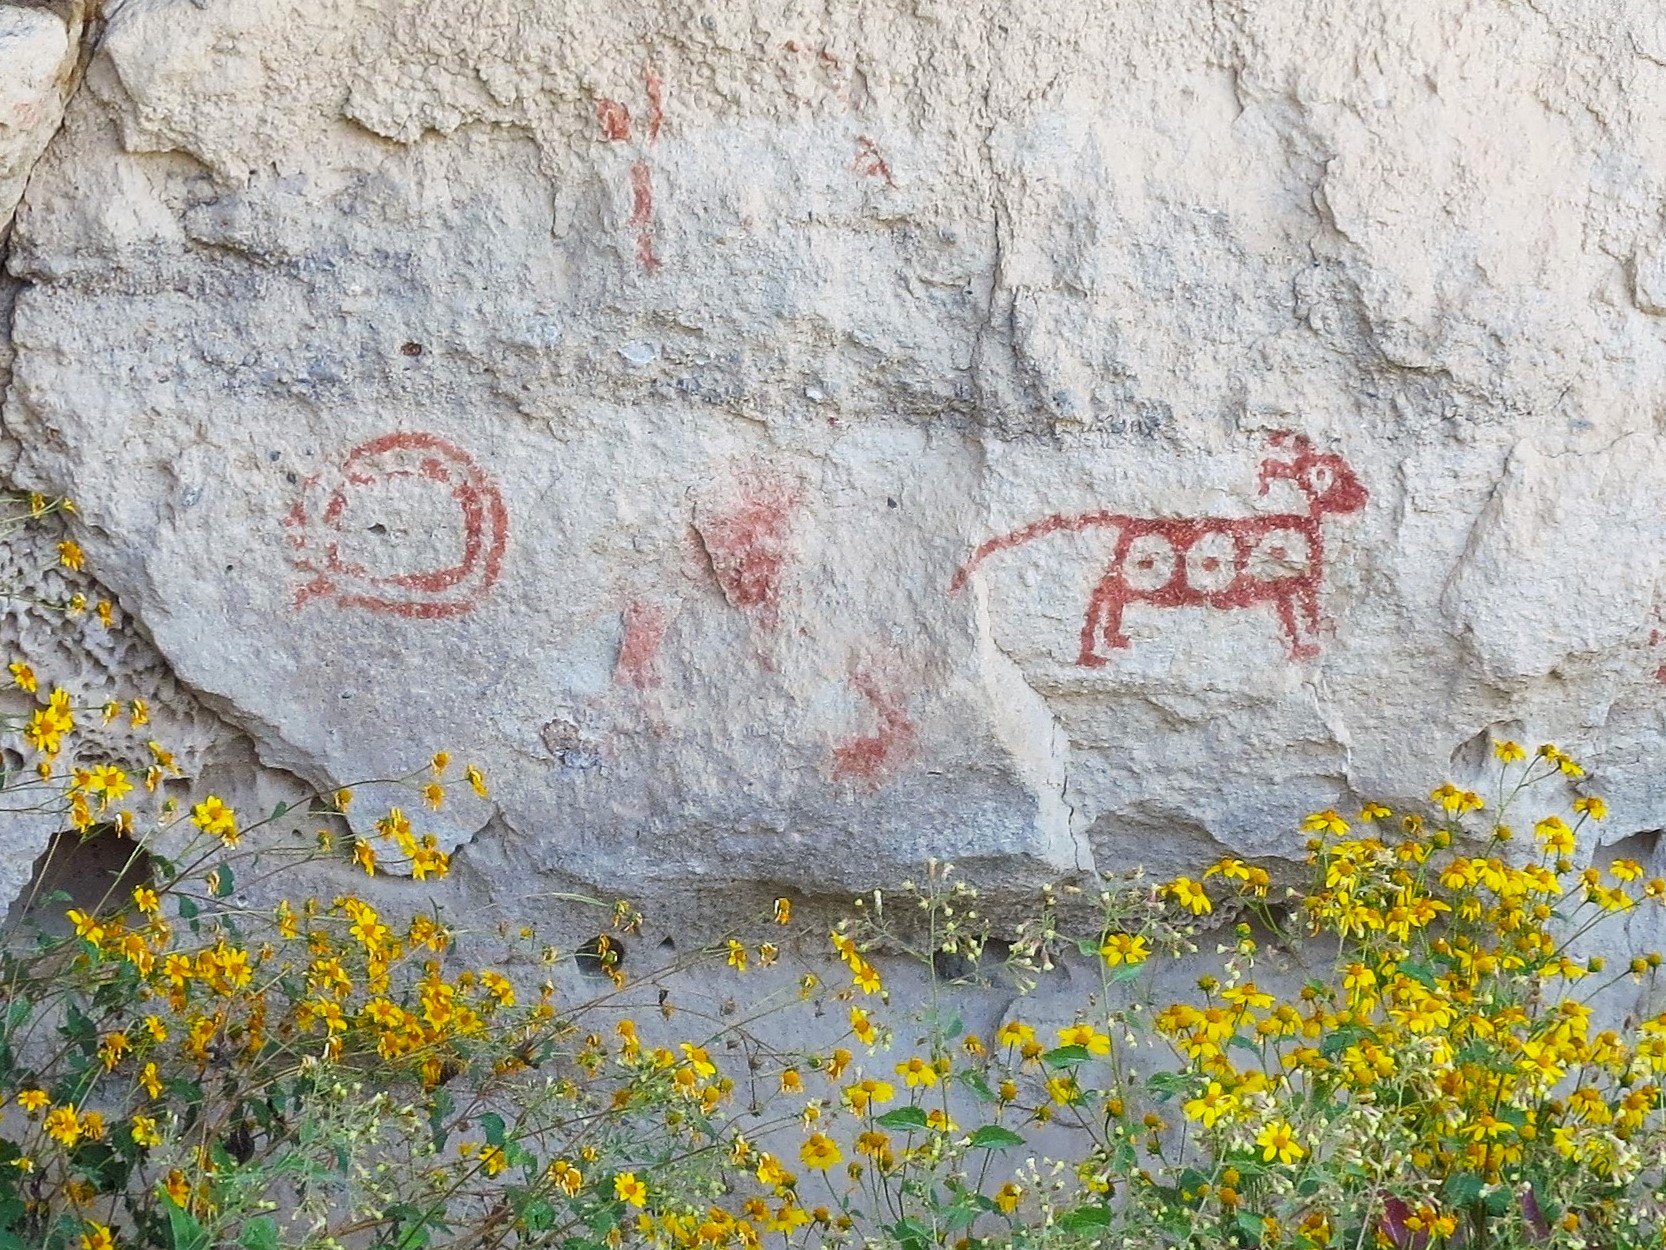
[401,342,424,357]
[658,936,676,952]
[576,934,626,979]
[932,947,978,983]
[5,827,155,938]
[368,523,388,536]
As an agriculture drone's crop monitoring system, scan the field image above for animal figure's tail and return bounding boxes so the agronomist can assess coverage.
[948,511,1127,593]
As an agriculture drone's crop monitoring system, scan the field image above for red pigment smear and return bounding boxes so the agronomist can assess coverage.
[630,161,659,272]
[694,482,796,626]
[644,66,664,142]
[614,601,667,689]
[853,135,894,187]
[832,673,916,783]
[596,99,631,141]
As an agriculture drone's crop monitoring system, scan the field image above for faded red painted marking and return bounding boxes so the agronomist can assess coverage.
[596,66,664,273]
[693,481,797,627]
[832,673,916,783]
[614,601,667,689]
[950,433,1368,663]
[596,99,632,141]
[285,432,508,619]
[853,135,894,187]
[644,66,664,142]
[630,161,660,272]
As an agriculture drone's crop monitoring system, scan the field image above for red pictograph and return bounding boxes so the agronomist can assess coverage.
[284,433,509,619]
[596,66,665,273]
[614,601,668,689]
[831,672,916,783]
[949,434,1368,663]
[693,478,798,628]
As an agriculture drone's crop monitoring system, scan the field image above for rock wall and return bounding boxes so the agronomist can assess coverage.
[4,0,1666,920]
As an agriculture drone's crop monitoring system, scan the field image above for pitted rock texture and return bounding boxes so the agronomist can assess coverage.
[5,0,1666,906]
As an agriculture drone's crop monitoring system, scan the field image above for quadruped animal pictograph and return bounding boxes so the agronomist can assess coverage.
[949,434,1368,664]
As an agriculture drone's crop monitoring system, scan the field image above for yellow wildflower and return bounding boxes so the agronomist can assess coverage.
[1256,1120,1305,1165]
[799,1133,841,1169]
[1302,809,1350,835]
[190,795,239,846]
[44,1105,82,1147]
[1099,932,1150,967]
[1167,877,1212,915]
[896,1055,938,1087]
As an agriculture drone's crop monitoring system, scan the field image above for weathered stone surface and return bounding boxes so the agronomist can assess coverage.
[6,0,1666,912]
[0,2,79,238]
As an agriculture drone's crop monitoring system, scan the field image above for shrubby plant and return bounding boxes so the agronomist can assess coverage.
[0,497,1663,1248]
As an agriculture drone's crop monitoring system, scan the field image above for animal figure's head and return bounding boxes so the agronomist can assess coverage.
[1256,433,1368,516]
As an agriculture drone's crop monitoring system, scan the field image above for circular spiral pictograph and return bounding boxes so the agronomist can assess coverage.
[284,432,509,619]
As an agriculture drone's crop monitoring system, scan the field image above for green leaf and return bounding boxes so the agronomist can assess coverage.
[479,1111,506,1148]
[1042,1044,1091,1069]
[958,1070,996,1103]
[1319,1025,1364,1058]
[1234,1211,1267,1241]
[168,1204,212,1250]
[269,801,289,821]
[212,864,235,898]
[886,1217,931,1250]
[876,1106,931,1131]
[427,1089,453,1150]
[1444,1172,1486,1208]
[1398,960,1437,990]
[968,1125,1025,1150]
[1056,1204,1111,1233]
[1146,1070,1188,1098]
[518,1196,556,1232]
[1108,961,1145,983]
[239,1216,280,1250]
[176,896,199,921]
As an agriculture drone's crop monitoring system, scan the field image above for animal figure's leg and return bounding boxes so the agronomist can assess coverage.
[1101,590,1132,651]
[1079,577,1132,666]
[1078,583,1110,667]
[1275,590,1320,659]
[1298,581,1322,634]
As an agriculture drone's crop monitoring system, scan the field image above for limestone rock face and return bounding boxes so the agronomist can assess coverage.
[0,2,79,239]
[5,0,1666,909]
